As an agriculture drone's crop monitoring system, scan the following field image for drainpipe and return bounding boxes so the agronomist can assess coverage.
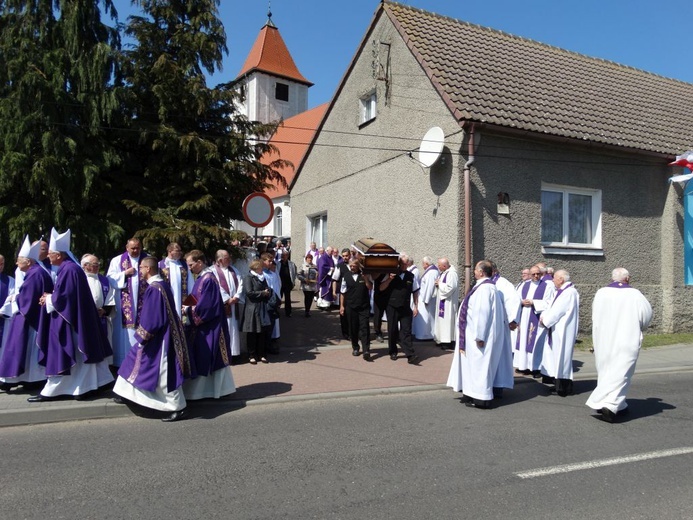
[463,124,475,295]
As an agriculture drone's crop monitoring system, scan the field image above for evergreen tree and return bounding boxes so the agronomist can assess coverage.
[120,0,287,254]
[0,0,122,259]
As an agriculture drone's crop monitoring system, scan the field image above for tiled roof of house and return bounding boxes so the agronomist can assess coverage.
[384,1,693,156]
[236,21,313,86]
[262,103,329,198]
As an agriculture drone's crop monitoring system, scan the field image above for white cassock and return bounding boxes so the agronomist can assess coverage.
[213,265,244,357]
[414,266,438,340]
[514,280,555,371]
[539,283,579,380]
[586,284,653,414]
[434,266,459,344]
[161,258,194,319]
[107,254,142,366]
[493,275,521,390]
[266,269,282,339]
[85,272,116,363]
[446,279,506,401]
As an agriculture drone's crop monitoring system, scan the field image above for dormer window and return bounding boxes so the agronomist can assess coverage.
[360,90,377,124]
[275,82,289,102]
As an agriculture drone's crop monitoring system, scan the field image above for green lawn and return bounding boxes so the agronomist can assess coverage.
[575,333,693,351]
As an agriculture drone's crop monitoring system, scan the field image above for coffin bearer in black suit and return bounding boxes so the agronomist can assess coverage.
[338,258,374,361]
[380,255,420,364]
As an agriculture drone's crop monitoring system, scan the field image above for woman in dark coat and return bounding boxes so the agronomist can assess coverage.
[241,260,272,364]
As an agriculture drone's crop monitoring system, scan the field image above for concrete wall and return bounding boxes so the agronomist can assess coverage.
[291,14,462,265]
[466,131,692,331]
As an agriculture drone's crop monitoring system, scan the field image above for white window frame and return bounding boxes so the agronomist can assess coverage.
[359,90,377,125]
[274,207,283,236]
[540,183,603,256]
[308,213,327,248]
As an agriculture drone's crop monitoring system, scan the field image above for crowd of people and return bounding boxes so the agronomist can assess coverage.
[0,231,654,424]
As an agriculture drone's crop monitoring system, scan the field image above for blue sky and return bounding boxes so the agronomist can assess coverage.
[114,0,693,109]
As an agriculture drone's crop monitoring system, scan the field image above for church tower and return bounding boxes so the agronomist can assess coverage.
[235,10,313,124]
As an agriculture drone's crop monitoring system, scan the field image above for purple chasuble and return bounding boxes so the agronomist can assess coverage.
[185,271,231,377]
[119,251,149,328]
[0,265,53,378]
[118,280,191,392]
[37,261,112,376]
[457,278,493,352]
[516,280,548,353]
[317,254,334,301]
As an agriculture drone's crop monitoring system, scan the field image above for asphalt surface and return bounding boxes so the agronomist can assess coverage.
[1,292,692,428]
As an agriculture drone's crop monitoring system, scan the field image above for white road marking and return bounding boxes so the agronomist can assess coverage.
[516,447,693,479]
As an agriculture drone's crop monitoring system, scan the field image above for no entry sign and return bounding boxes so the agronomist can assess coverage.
[242,192,274,228]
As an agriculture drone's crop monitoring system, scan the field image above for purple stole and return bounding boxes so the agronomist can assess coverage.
[97,274,110,338]
[0,273,10,336]
[437,271,449,317]
[516,280,548,353]
[457,278,493,352]
[119,251,149,328]
[608,281,631,289]
[214,265,239,316]
[159,259,189,298]
[546,282,573,347]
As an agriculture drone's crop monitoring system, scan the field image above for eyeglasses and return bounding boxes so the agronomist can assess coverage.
[531,272,541,277]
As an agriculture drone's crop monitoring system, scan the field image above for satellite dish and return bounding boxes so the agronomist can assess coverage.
[418,126,445,167]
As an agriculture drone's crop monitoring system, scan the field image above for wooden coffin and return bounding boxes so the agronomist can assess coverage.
[351,238,400,274]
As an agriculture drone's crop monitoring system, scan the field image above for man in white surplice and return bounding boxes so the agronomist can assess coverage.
[107,238,148,367]
[446,260,506,409]
[586,268,653,422]
[514,264,555,376]
[158,243,194,319]
[414,256,438,340]
[491,263,521,397]
[433,258,459,348]
[213,249,243,358]
[539,269,579,396]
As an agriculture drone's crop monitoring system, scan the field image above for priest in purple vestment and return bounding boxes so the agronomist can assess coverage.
[113,257,192,421]
[181,250,235,400]
[0,239,52,391]
[28,229,114,402]
[316,246,335,308]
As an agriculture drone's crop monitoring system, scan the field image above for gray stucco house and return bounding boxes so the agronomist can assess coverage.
[289,1,693,332]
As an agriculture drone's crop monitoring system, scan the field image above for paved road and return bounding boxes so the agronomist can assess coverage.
[2,371,692,520]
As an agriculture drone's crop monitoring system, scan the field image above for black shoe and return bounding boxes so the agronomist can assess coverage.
[600,408,616,423]
[375,334,384,343]
[532,370,542,379]
[363,352,372,362]
[407,355,420,365]
[74,391,93,401]
[161,410,186,422]
[352,349,360,357]
[27,394,51,403]
[0,382,16,392]
[113,396,126,405]
[390,353,398,361]
[542,376,556,385]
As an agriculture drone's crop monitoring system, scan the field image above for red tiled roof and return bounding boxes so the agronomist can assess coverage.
[383,1,693,156]
[262,103,329,198]
[236,22,313,86]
